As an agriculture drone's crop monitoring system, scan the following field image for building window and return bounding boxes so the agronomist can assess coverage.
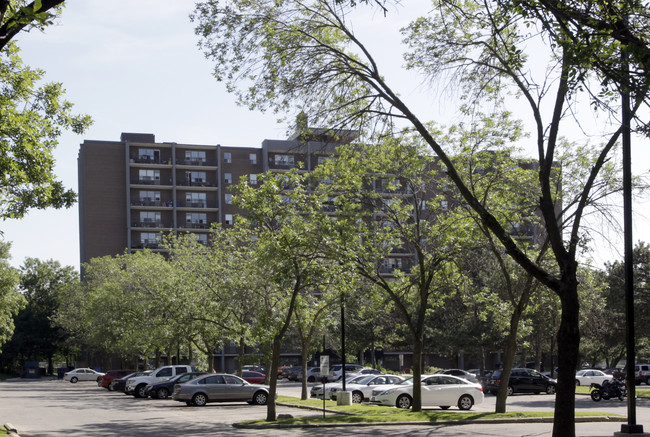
[139,190,160,206]
[224,214,233,225]
[225,194,233,204]
[224,173,232,184]
[249,153,257,165]
[186,213,207,227]
[138,148,158,162]
[224,152,232,163]
[274,154,294,166]
[185,150,206,164]
[140,232,161,247]
[140,211,160,226]
[249,174,257,185]
[196,234,209,245]
[186,171,206,185]
[138,169,160,184]
[186,192,207,207]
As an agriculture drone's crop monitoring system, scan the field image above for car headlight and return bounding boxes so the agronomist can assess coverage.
[378,388,399,396]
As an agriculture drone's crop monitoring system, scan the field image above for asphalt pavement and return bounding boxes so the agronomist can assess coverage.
[1,378,649,436]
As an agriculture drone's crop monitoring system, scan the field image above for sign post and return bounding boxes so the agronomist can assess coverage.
[320,356,329,417]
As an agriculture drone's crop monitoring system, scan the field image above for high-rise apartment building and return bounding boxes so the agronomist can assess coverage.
[78,130,356,265]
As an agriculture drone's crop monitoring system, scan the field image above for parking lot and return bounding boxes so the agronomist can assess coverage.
[1,378,648,436]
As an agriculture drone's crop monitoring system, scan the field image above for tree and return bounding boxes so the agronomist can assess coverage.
[314,137,466,411]
[3,258,76,374]
[192,1,648,432]
[0,0,65,51]
[0,241,22,354]
[1,0,92,221]
[234,169,343,420]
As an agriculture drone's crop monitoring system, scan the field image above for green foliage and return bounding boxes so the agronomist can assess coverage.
[1,258,76,370]
[0,42,92,219]
[0,241,22,353]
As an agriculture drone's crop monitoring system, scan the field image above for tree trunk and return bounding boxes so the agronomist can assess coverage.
[266,335,282,421]
[495,308,523,413]
[411,336,423,412]
[237,337,245,375]
[552,283,580,437]
[300,344,309,400]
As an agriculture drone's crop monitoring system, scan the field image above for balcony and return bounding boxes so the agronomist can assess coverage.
[133,177,161,185]
[132,240,161,249]
[131,199,164,207]
[132,221,169,228]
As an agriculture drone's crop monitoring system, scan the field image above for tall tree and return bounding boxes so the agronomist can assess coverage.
[1,1,91,221]
[0,241,22,354]
[234,169,342,420]
[315,137,466,411]
[192,1,647,432]
[5,258,76,374]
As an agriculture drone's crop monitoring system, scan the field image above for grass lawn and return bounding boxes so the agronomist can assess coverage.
[239,395,622,426]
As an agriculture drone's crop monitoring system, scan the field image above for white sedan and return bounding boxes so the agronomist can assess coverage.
[372,374,484,410]
[575,369,613,386]
[330,374,405,403]
[310,375,368,400]
[63,368,105,383]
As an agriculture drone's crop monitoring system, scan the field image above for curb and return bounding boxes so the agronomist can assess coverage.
[233,415,626,429]
[4,423,20,437]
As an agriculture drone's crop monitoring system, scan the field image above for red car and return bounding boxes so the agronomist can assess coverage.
[241,371,266,384]
[100,369,136,389]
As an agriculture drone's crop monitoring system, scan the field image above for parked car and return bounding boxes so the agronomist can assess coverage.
[575,369,613,386]
[99,369,136,389]
[297,367,321,382]
[310,375,369,400]
[371,374,484,410]
[286,367,302,382]
[604,368,626,381]
[171,373,274,406]
[63,368,105,383]
[145,372,208,399]
[436,368,479,383]
[486,368,557,395]
[635,364,650,385]
[328,364,364,382]
[330,374,404,403]
[109,371,151,392]
[126,365,193,398]
[240,371,266,384]
[346,368,384,378]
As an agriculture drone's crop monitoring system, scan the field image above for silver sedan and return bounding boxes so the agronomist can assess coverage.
[171,373,273,406]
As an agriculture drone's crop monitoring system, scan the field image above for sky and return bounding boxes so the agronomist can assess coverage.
[1,1,649,272]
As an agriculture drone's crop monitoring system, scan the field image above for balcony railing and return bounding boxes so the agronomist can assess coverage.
[132,221,169,228]
[182,223,211,229]
[133,178,162,185]
[176,159,217,166]
[131,200,163,207]
[176,181,217,187]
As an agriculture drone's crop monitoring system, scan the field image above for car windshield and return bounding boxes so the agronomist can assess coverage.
[576,370,587,376]
[396,377,414,386]
[355,376,375,385]
[346,376,365,384]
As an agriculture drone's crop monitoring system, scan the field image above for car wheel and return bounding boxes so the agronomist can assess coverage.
[253,391,268,405]
[546,384,556,394]
[108,384,114,391]
[396,394,412,409]
[646,377,650,385]
[97,377,102,383]
[134,384,147,398]
[157,387,169,399]
[575,380,580,386]
[458,394,474,411]
[70,377,78,383]
[440,406,450,410]
[351,391,364,403]
[506,386,514,396]
[192,393,208,407]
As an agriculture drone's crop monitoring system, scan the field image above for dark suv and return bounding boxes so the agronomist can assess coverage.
[635,364,650,385]
[486,368,557,395]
